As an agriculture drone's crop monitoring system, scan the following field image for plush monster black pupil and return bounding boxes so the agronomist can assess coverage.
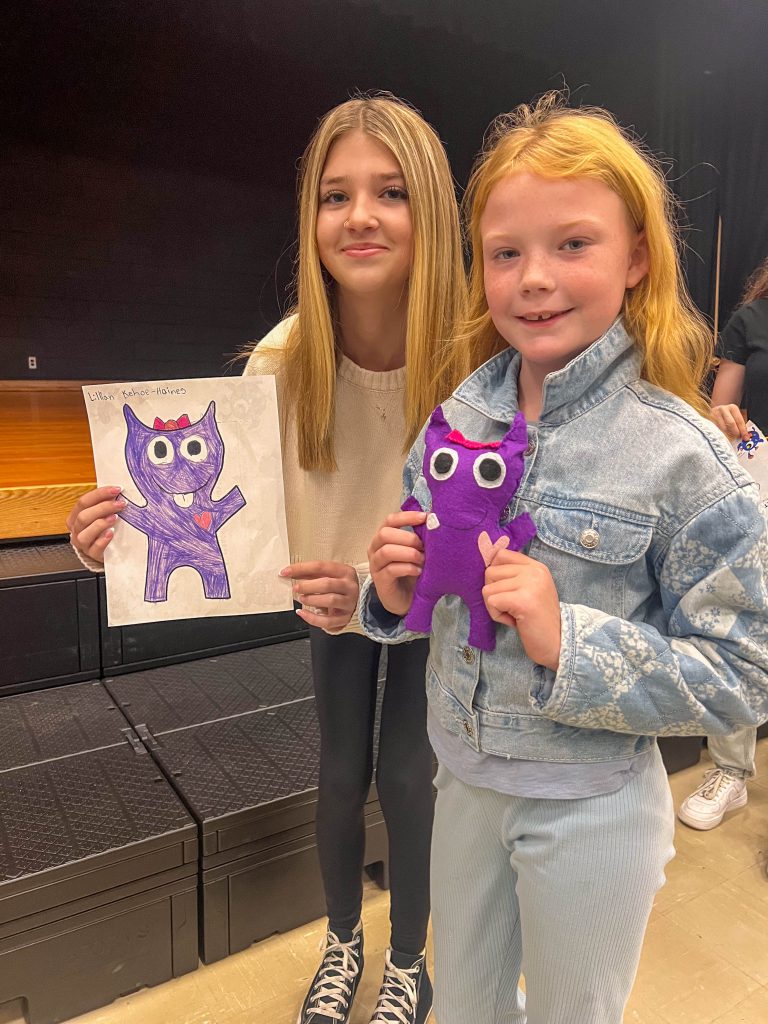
[154,440,168,459]
[434,452,454,475]
[479,457,502,482]
[187,440,202,456]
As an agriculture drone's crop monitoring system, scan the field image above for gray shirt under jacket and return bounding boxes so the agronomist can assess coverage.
[428,709,653,799]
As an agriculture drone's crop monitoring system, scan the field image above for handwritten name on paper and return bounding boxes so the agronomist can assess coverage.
[86,384,188,403]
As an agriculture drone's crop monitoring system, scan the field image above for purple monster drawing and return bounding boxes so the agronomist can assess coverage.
[119,402,246,602]
[402,405,536,651]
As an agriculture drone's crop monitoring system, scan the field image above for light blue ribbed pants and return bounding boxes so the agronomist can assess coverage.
[430,745,675,1024]
[707,725,757,778]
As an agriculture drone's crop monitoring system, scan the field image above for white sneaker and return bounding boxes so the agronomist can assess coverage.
[677,768,748,830]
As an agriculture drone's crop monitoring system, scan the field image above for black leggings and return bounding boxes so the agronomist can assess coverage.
[309,628,433,955]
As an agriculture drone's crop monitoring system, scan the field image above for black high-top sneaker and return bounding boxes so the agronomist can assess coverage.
[296,922,364,1024]
[369,948,433,1024]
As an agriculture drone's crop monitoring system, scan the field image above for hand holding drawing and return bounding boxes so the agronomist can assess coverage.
[367,510,427,617]
[280,561,361,630]
[482,548,562,671]
[711,403,750,441]
[66,485,127,562]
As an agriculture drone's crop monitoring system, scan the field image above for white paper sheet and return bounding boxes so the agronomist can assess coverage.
[83,377,292,625]
[732,420,768,520]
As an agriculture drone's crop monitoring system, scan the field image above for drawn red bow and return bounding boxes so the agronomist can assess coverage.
[153,414,190,431]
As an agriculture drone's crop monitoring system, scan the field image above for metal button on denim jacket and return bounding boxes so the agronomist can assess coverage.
[360,320,768,764]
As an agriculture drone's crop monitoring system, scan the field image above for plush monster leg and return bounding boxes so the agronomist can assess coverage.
[466,597,496,652]
[406,589,438,634]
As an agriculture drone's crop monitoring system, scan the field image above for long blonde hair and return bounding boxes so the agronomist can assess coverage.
[458,92,714,417]
[264,93,467,471]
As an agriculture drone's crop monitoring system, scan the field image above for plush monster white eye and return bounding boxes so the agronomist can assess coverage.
[180,435,208,462]
[147,437,174,465]
[429,447,458,480]
[473,452,506,488]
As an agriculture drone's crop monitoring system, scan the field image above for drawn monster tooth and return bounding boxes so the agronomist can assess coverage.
[173,492,194,508]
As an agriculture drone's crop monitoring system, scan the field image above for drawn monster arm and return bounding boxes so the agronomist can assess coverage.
[117,496,154,535]
[214,486,246,528]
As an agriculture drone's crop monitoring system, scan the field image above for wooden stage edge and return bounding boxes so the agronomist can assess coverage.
[1,379,102,540]
[0,380,106,391]
[0,483,96,541]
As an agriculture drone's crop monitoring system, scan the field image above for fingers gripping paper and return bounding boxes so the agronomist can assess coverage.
[734,421,768,521]
[83,377,292,625]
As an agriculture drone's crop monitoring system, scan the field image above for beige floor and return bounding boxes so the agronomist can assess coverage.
[59,741,768,1024]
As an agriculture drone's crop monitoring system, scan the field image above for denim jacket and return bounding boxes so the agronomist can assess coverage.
[360,320,768,763]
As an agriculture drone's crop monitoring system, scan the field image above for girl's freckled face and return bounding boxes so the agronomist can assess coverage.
[480,172,649,374]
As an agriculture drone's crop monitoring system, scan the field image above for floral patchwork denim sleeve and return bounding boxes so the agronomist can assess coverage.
[533,484,768,736]
[359,443,429,645]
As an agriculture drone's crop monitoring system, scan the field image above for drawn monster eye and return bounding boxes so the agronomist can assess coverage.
[473,452,506,488]
[147,437,174,465]
[429,447,458,481]
[180,435,208,462]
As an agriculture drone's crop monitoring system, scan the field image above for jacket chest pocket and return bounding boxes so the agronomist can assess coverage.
[530,506,653,617]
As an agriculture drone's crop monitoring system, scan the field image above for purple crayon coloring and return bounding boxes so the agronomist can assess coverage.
[402,405,536,651]
[119,401,246,602]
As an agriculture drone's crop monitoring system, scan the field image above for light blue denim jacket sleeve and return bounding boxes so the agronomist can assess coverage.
[358,443,427,644]
[534,483,768,736]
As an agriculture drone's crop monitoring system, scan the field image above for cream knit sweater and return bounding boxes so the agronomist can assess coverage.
[245,316,409,634]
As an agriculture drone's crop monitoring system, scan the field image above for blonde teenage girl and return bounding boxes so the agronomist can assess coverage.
[362,95,768,1024]
[67,94,467,1024]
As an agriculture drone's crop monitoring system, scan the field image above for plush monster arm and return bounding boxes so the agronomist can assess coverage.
[502,511,537,552]
[215,486,246,527]
[401,494,428,545]
[117,496,154,535]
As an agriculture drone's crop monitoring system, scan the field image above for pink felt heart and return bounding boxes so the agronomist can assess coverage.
[194,511,212,531]
[477,530,510,567]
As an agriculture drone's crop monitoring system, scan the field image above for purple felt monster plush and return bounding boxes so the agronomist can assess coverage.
[119,401,246,602]
[402,405,536,651]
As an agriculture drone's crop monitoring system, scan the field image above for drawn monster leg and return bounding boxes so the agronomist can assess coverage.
[201,561,231,599]
[144,542,176,602]
[466,597,496,652]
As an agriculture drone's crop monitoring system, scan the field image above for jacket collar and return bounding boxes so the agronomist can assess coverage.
[454,318,643,426]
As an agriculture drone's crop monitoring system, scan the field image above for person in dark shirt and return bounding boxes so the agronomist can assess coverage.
[711,256,768,437]
[678,255,768,834]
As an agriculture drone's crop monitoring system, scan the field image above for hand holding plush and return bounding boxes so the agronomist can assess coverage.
[402,406,536,651]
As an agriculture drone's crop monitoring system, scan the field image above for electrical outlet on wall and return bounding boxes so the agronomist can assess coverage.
[27,355,37,370]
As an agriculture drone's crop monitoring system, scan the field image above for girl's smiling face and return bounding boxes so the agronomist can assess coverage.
[316,130,413,299]
[480,172,649,375]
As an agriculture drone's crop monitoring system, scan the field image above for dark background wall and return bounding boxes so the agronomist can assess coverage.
[2,0,767,381]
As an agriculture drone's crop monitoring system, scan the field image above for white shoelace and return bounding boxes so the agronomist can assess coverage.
[305,930,361,1022]
[696,768,741,801]
[370,950,422,1024]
